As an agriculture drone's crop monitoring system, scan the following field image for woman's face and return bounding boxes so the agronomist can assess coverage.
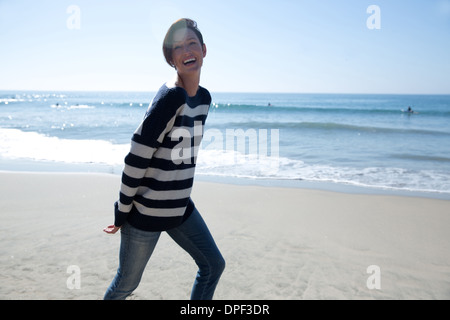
[171,28,206,74]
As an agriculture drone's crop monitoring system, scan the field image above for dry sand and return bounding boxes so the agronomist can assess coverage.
[1,171,449,299]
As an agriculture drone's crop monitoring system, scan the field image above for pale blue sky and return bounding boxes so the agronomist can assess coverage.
[1,0,449,93]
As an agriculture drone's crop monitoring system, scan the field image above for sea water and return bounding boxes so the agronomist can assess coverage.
[1,90,449,198]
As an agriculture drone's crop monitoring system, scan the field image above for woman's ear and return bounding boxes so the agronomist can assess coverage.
[202,44,207,58]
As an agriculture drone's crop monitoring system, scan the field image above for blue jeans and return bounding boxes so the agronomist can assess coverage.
[104,208,225,300]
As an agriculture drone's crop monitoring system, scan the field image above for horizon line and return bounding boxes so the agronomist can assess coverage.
[1,88,450,96]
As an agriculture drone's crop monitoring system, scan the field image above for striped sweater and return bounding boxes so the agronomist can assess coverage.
[114,84,211,231]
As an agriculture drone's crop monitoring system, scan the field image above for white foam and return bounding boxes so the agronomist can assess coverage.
[1,127,449,194]
[50,104,95,110]
[0,128,128,165]
[196,148,450,194]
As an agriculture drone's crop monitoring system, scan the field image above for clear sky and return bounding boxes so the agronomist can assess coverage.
[1,0,449,94]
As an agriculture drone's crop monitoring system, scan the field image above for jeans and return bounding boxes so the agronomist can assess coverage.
[104,208,225,300]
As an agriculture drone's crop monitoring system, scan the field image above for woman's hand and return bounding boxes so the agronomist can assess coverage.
[103,224,121,234]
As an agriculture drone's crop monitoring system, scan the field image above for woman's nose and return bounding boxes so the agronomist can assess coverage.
[181,45,191,53]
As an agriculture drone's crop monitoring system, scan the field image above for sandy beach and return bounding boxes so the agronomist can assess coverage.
[0,171,449,300]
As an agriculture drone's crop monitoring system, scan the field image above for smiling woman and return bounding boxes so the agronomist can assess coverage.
[163,18,205,68]
[162,18,208,97]
[103,18,224,300]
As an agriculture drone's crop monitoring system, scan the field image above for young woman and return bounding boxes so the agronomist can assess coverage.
[103,18,225,300]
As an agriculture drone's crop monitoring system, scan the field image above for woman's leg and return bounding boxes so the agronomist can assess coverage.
[104,222,161,300]
[167,208,225,300]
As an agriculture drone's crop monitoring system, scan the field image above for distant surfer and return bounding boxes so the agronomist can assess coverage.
[403,106,418,114]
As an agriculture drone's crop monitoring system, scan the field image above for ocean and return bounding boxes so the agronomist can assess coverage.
[1,90,450,199]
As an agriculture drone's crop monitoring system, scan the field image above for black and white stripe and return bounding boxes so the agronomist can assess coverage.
[114,84,211,231]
